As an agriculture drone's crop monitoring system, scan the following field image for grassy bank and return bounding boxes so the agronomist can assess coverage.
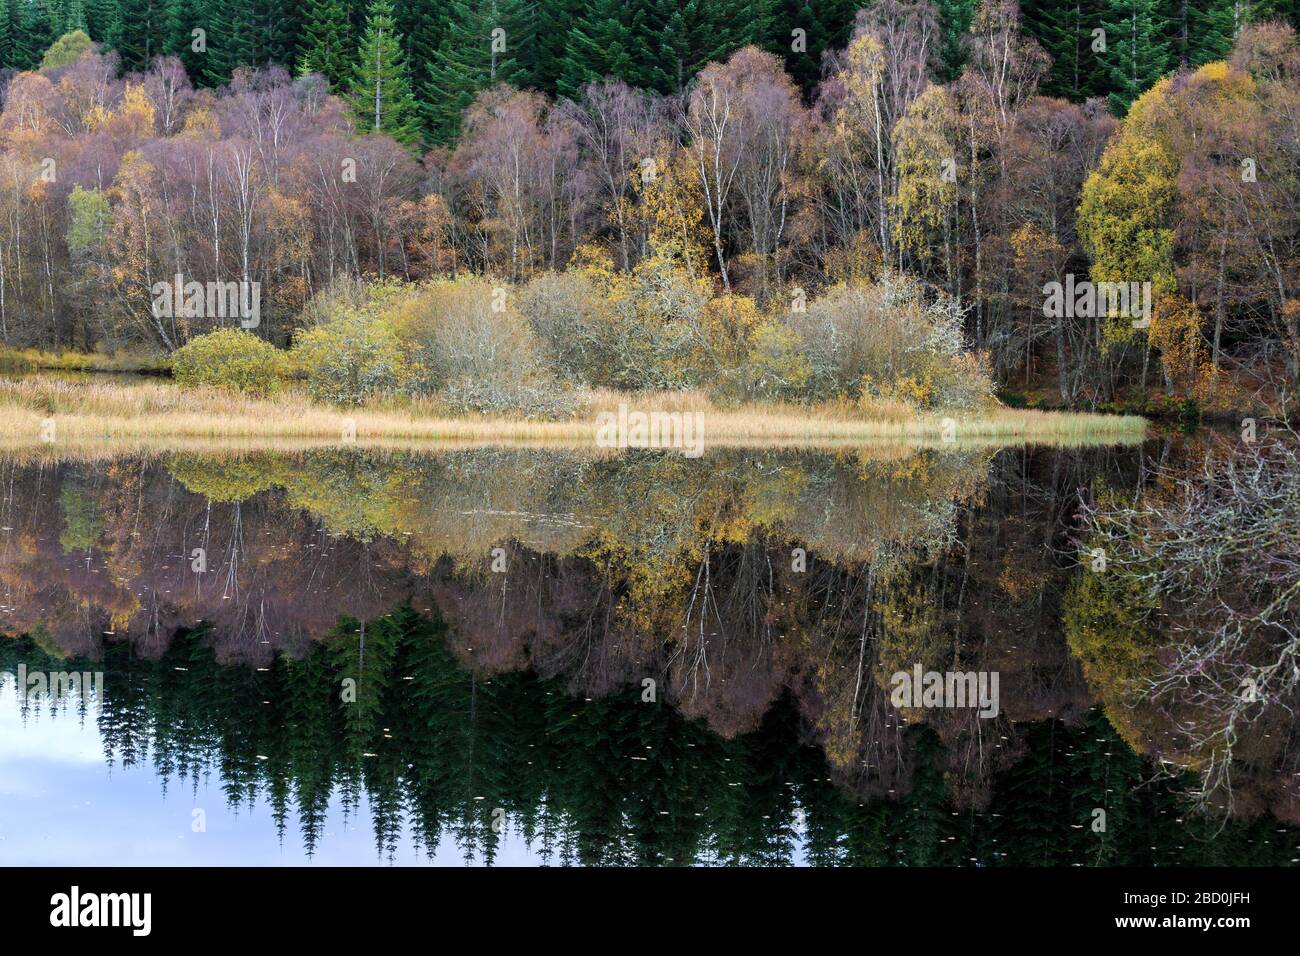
[0,347,170,374]
[0,375,1146,453]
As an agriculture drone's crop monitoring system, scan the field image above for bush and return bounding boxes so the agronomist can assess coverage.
[520,255,714,391]
[518,271,612,384]
[296,275,574,417]
[603,254,714,390]
[712,275,994,410]
[293,316,404,406]
[721,321,811,402]
[171,328,286,396]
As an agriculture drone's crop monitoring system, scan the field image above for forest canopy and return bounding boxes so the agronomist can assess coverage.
[0,0,1295,414]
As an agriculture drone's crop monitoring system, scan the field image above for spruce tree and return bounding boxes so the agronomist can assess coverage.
[0,0,12,66]
[933,0,977,80]
[201,0,256,85]
[164,0,205,76]
[533,0,581,94]
[424,0,528,144]
[249,0,299,69]
[346,0,421,147]
[1101,0,1173,113]
[393,0,446,90]
[16,0,56,69]
[1024,0,1106,101]
[557,0,644,96]
[298,0,352,87]
[644,0,775,94]
[85,0,121,47]
[772,0,857,94]
[116,0,168,70]
[1188,0,1246,65]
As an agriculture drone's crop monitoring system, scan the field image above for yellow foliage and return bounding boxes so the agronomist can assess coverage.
[1149,293,1204,396]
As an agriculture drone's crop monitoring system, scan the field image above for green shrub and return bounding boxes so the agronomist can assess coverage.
[293,317,404,406]
[720,321,811,402]
[171,328,286,395]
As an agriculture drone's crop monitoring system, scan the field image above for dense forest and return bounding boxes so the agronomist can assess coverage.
[0,0,1297,414]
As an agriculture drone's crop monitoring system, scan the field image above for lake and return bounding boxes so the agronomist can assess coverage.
[1,440,1296,865]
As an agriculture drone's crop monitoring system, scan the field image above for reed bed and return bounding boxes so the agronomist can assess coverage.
[0,374,1146,455]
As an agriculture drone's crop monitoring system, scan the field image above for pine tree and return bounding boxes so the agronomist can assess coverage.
[533,0,581,94]
[249,0,299,69]
[424,0,529,144]
[164,0,205,76]
[201,0,256,85]
[557,0,645,96]
[1188,0,1248,65]
[16,0,56,68]
[346,0,421,146]
[116,0,168,70]
[0,0,12,66]
[772,0,857,94]
[933,0,977,80]
[393,0,446,90]
[85,0,121,47]
[298,0,351,87]
[645,0,776,94]
[58,0,88,32]
[1101,0,1173,113]
[1024,0,1107,101]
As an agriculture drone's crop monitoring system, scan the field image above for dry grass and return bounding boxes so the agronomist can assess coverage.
[0,347,170,373]
[0,375,1146,456]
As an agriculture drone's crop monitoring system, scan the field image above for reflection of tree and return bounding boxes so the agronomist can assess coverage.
[3,617,1294,866]
[2,440,1297,842]
[1071,436,1300,821]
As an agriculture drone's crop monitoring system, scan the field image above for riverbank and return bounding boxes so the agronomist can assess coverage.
[0,374,1146,453]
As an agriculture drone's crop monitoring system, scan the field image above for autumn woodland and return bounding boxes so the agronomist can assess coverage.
[0,0,1298,876]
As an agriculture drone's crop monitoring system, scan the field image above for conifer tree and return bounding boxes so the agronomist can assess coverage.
[201,0,256,85]
[116,0,168,70]
[772,0,856,93]
[164,0,205,76]
[557,0,645,96]
[249,0,299,70]
[1024,0,1106,100]
[933,0,977,80]
[424,0,529,144]
[298,0,352,86]
[1101,0,1173,113]
[346,0,421,146]
[0,0,12,65]
[1188,0,1247,65]
[85,0,120,47]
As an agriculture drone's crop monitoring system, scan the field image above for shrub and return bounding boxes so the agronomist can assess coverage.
[386,276,555,396]
[297,275,575,417]
[171,328,286,396]
[293,316,404,406]
[603,253,715,390]
[518,270,612,384]
[722,321,811,402]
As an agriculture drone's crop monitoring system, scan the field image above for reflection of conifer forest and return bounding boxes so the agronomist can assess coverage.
[2,442,1298,864]
[2,620,1294,865]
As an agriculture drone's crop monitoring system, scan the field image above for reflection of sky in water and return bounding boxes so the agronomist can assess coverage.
[0,681,807,866]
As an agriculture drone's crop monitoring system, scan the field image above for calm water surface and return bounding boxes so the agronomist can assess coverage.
[1,443,1296,865]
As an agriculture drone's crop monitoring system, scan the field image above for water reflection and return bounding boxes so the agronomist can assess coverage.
[0,444,1296,865]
